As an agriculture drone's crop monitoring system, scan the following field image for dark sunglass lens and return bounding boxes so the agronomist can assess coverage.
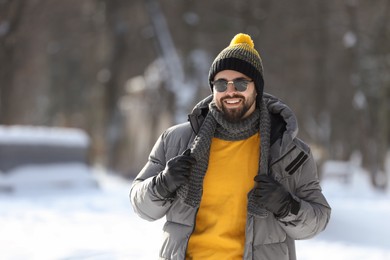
[234,79,249,92]
[213,80,228,92]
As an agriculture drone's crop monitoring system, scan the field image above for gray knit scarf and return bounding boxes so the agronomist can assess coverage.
[177,98,271,217]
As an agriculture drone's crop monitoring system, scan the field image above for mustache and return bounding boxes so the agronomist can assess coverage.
[221,94,245,102]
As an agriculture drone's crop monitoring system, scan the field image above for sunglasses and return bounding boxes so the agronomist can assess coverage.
[211,78,253,92]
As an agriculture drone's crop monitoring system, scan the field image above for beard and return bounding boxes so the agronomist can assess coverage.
[216,94,256,123]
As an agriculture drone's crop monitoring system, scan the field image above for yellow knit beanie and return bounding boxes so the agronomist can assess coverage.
[208,33,264,100]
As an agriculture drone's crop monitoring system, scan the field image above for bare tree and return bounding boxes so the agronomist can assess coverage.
[0,0,26,124]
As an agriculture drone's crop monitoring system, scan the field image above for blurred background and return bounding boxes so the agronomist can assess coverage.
[1,1,390,259]
[1,0,390,184]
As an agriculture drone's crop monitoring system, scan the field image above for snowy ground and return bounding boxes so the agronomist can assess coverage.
[296,171,390,260]
[1,167,390,260]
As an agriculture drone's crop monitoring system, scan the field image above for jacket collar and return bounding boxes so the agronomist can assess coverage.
[188,93,299,151]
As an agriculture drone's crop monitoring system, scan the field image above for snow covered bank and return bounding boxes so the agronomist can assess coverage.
[0,125,95,192]
[0,125,89,147]
[0,163,97,193]
[1,168,390,259]
[0,171,162,260]
[297,170,390,260]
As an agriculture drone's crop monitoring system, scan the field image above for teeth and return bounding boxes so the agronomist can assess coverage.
[225,99,239,104]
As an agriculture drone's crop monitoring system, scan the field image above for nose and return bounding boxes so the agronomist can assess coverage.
[225,81,237,95]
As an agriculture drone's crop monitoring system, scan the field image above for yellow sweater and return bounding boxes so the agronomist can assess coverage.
[186,133,260,260]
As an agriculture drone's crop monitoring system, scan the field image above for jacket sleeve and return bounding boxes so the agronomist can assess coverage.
[130,123,194,221]
[130,132,173,221]
[278,148,331,240]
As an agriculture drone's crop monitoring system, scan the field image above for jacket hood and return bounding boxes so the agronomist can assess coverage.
[188,93,299,151]
[263,93,299,152]
[187,95,213,134]
[191,94,213,114]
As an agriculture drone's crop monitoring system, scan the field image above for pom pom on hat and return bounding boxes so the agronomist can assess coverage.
[208,33,264,104]
[230,33,255,48]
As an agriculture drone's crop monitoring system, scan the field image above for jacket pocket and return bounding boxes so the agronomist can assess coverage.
[252,213,289,259]
[253,241,289,260]
[160,221,192,260]
[253,213,287,244]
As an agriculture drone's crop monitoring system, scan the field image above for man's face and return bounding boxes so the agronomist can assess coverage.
[212,70,257,123]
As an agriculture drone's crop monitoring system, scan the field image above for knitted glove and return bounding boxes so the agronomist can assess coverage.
[153,149,196,198]
[253,174,300,218]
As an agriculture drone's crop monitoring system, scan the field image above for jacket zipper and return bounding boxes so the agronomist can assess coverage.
[183,207,199,259]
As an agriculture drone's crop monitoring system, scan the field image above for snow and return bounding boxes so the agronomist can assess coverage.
[0,163,97,192]
[296,170,390,260]
[1,165,390,259]
[343,31,357,48]
[0,125,89,147]
[0,169,163,260]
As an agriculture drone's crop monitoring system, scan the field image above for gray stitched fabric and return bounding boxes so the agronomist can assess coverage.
[176,110,217,207]
[212,103,260,141]
[247,98,270,217]
[177,98,271,217]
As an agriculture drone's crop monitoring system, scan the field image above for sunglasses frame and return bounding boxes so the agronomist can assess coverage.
[212,78,253,93]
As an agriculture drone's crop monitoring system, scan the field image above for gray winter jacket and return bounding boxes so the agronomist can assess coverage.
[130,93,331,260]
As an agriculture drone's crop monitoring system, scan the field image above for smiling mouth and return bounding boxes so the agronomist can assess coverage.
[224,98,242,105]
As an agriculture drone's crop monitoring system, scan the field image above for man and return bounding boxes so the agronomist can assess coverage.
[130,33,331,260]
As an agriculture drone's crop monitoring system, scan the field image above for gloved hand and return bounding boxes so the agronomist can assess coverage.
[153,149,196,198]
[253,174,300,218]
